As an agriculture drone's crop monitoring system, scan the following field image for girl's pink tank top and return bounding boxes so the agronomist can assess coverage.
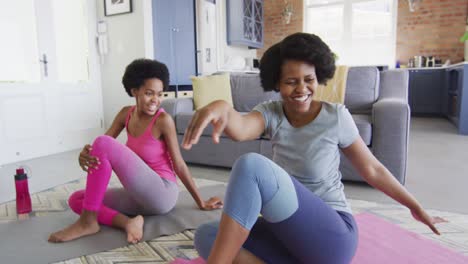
[125,106,176,182]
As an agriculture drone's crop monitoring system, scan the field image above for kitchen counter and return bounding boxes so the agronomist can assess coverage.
[405,63,468,135]
[404,61,468,71]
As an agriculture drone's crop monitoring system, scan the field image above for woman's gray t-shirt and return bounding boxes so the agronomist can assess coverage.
[253,101,359,213]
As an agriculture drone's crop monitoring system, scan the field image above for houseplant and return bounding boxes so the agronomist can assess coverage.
[461,18,468,61]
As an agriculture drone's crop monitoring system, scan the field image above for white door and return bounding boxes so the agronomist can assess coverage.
[0,0,104,166]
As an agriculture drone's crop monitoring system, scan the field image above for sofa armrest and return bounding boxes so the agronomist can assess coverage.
[371,69,410,184]
[160,98,194,118]
[372,98,410,185]
[379,69,409,100]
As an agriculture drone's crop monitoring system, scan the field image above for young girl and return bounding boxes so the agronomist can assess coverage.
[180,33,444,263]
[48,59,222,244]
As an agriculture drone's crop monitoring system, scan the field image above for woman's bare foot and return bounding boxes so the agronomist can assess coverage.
[48,217,100,243]
[125,215,144,244]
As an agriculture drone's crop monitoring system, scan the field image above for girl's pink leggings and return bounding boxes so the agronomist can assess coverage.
[68,135,178,225]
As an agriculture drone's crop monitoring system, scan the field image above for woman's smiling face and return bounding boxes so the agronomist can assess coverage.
[278,60,318,114]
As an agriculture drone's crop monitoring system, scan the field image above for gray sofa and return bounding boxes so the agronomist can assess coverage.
[162,67,410,184]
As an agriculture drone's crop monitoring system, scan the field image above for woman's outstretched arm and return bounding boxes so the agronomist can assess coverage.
[342,137,446,235]
[182,100,265,150]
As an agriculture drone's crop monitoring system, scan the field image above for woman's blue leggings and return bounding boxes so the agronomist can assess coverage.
[194,153,358,264]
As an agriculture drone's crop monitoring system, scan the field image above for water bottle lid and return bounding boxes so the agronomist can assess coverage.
[15,168,27,180]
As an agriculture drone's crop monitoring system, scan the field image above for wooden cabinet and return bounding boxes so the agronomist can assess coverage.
[408,64,468,135]
[152,0,197,94]
[445,64,468,135]
[226,0,263,49]
[408,69,445,115]
[445,67,464,118]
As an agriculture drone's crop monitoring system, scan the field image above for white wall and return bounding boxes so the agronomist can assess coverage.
[96,0,153,130]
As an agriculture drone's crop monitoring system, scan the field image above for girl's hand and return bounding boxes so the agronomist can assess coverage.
[182,102,230,150]
[78,144,100,172]
[199,197,224,211]
[410,207,447,235]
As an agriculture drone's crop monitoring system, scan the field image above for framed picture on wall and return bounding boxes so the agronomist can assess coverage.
[104,0,133,16]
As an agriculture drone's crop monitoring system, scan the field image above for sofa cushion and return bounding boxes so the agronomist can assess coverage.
[230,73,281,112]
[177,111,251,138]
[352,114,372,146]
[345,67,380,114]
[191,74,234,110]
[176,111,227,138]
[176,112,194,135]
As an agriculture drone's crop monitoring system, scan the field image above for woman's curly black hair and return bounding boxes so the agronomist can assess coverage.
[259,33,336,92]
[122,59,170,97]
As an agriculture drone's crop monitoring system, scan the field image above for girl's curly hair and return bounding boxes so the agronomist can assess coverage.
[122,59,170,96]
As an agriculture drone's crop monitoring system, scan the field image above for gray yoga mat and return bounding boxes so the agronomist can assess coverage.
[0,184,225,264]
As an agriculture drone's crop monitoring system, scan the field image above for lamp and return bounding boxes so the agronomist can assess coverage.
[408,0,422,12]
[282,1,293,24]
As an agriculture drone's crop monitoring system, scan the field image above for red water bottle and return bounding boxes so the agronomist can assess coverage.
[14,168,32,214]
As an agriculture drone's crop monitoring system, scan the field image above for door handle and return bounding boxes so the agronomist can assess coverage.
[39,54,48,77]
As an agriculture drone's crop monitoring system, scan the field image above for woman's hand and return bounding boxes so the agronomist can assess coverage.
[199,197,224,211]
[182,101,230,150]
[78,144,100,172]
[410,207,447,235]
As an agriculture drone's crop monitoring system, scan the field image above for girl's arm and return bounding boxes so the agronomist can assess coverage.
[182,100,265,150]
[341,137,444,235]
[104,106,129,138]
[158,112,223,210]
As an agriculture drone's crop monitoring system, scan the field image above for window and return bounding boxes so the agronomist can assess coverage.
[0,0,90,83]
[52,0,89,82]
[0,1,40,82]
[305,0,397,67]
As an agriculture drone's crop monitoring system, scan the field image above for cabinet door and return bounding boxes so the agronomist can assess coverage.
[152,0,197,87]
[243,0,254,41]
[409,70,444,115]
[253,0,263,44]
[173,0,197,86]
[227,0,263,48]
[445,68,463,117]
[153,0,176,85]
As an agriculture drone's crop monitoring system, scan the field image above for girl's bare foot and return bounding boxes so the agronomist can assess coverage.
[48,218,100,243]
[125,215,144,244]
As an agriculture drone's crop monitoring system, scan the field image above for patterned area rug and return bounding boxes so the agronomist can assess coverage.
[1,177,467,264]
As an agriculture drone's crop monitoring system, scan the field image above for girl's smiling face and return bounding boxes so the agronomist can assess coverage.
[131,78,164,116]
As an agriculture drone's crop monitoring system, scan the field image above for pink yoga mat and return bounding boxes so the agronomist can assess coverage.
[172,213,467,264]
[352,213,468,264]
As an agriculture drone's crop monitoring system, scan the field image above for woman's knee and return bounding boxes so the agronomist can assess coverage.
[232,153,270,179]
[68,190,85,214]
[234,153,267,169]
[194,221,220,260]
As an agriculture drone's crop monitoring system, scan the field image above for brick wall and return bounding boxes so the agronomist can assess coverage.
[258,0,468,64]
[397,0,468,64]
[257,0,303,58]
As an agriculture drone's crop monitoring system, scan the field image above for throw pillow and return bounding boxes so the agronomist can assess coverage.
[314,65,349,104]
[191,73,234,110]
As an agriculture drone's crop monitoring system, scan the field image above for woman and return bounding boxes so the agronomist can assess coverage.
[180,33,443,263]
